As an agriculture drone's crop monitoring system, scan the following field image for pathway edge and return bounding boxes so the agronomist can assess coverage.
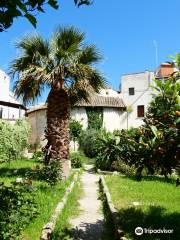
[40,172,78,240]
[99,175,128,240]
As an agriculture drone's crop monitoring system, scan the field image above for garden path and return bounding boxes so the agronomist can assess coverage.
[70,165,104,239]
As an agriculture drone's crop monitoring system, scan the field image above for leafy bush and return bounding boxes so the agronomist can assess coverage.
[0,120,30,162]
[69,119,83,151]
[69,119,83,141]
[111,160,136,176]
[32,150,44,162]
[86,107,103,129]
[0,181,38,239]
[95,133,121,170]
[70,151,85,168]
[79,129,102,158]
[39,161,62,186]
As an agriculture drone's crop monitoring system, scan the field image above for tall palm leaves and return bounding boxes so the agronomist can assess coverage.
[11,26,106,105]
[10,26,106,176]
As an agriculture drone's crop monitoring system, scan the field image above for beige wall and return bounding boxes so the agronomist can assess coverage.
[103,108,126,131]
[27,106,125,148]
[28,109,47,148]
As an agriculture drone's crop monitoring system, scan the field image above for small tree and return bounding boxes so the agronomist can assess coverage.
[69,119,83,150]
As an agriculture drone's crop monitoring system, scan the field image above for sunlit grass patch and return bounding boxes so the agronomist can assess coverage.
[105,175,180,240]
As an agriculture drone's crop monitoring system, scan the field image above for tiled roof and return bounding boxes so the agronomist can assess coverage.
[75,95,126,108]
[27,95,126,114]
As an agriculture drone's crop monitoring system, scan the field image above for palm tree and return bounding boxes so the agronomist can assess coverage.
[10,26,106,176]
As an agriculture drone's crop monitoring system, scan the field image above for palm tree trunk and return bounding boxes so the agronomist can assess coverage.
[45,88,71,178]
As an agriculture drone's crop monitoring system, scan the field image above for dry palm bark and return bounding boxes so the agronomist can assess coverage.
[45,88,71,177]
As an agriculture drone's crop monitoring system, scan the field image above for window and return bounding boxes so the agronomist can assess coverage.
[0,108,3,119]
[129,87,134,95]
[137,105,144,118]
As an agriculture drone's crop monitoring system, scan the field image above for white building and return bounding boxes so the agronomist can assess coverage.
[26,88,126,148]
[121,70,155,128]
[25,62,175,148]
[0,69,26,121]
[120,62,175,128]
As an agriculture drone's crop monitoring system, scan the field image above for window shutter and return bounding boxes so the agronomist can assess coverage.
[137,105,144,117]
[0,108,3,119]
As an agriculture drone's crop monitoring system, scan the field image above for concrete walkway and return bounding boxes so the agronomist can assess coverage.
[70,165,104,240]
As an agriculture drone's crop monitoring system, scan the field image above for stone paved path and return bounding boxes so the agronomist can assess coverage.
[70,165,104,240]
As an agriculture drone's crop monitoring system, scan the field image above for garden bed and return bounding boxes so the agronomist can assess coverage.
[0,158,75,240]
[105,175,180,240]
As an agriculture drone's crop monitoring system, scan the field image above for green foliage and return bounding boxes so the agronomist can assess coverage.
[11,26,106,105]
[0,181,38,239]
[95,132,120,170]
[70,151,85,168]
[32,150,43,162]
[69,119,83,141]
[142,77,180,176]
[95,74,180,178]
[0,120,30,162]
[0,0,92,31]
[111,160,136,176]
[40,161,62,186]
[86,107,103,129]
[79,129,104,158]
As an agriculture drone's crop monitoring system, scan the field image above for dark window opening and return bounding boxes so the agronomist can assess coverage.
[129,87,135,95]
[137,105,144,118]
[0,108,3,119]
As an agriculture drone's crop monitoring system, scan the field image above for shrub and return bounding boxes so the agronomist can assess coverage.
[69,119,83,151]
[111,160,136,176]
[0,120,30,162]
[86,107,103,129]
[79,129,102,158]
[95,133,120,170]
[70,151,85,168]
[32,150,44,162]
[39,161,62,186]
[0,181,38,239]
[69,119,83,141]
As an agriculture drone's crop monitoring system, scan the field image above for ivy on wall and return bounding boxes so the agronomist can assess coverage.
[86,107,103,129]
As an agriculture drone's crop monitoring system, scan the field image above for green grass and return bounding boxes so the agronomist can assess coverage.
[0,158,74,240]
[52,175,83,239]
[105,175,180,240]
[0,158,38,184]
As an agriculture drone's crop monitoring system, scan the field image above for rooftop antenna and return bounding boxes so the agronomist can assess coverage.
[153,40,158,69]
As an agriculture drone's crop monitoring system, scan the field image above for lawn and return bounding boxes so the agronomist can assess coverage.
[105,175,180,240]
[0,158,74,240]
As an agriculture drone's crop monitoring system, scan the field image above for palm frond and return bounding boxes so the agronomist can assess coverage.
[14,75,43,105]
[10,34,50,76]
[15,34,49,58]
[67,64,107,93]
[10,26,107,105]
[51,26,85,60]
[87,68,107,92]
[77,45,102,65]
